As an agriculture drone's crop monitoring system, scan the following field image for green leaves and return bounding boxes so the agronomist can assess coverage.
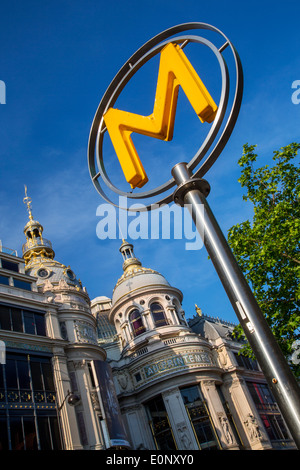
[228,143,300,376]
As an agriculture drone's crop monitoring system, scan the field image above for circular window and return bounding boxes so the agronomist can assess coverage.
[37,268,50,278]
[65,269,76,280]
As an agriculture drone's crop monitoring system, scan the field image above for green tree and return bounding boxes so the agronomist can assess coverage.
[227,143,300,376]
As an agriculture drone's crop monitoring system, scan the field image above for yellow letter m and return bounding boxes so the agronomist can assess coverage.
[103,43,218,189]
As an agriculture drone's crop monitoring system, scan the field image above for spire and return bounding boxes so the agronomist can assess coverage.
[22,186,55,264]
[119,239,142,272]
[23,185,33,221]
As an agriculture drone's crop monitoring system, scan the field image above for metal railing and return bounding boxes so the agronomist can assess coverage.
[22,237,52,254]
[0,241,17,257]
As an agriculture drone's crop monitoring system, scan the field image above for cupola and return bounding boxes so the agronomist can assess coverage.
[112,240,171,306]
[22,186,55,263]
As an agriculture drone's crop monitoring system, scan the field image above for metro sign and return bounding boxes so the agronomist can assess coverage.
[88,22,243,210]
[103,43,217,189]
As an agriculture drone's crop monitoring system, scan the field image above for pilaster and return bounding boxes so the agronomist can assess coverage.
[201,379,239,449]
[162,387,198,450]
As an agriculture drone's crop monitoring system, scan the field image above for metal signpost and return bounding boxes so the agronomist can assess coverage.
[88,23,300,448]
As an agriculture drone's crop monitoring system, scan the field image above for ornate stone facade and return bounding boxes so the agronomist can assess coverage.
[0,198,296,450]
[93,241,296,451]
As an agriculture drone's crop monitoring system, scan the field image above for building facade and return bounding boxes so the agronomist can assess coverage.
[96,240,296,451]
[0,196,296,450]
[0,197,125,450]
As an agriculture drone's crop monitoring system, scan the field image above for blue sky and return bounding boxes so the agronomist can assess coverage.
[0,0,299,324]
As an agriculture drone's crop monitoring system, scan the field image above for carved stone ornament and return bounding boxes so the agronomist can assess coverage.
[43,280,53,292]
[58,279,69,289]
[244,413,262,441]
[117,371,128,390]
[219,415,233,444]
[218,348,228,366]
[90,391,101,411]
[74,321,97,345]
[176,422,193,450]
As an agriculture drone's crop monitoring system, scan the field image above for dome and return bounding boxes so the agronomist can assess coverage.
[111,240,170,305]
[26,257,82,289]
[22,188,82,290]
[112,265,170,305]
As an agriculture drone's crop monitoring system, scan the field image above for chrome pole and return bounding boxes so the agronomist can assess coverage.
[172,161,300,449]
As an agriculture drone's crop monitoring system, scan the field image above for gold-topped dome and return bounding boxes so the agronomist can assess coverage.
[22,186,83,291]
[22,186,55,264]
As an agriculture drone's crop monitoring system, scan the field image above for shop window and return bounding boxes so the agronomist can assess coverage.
[150,302,167,327]
[129,309,146,337]
[0,414,9,450]
[145,395,177,450]
[180,385,220,450]
[0,354,61,450]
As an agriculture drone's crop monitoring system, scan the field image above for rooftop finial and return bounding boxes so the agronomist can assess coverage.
[195,304,202,317]
[119,239,142,272]
[23,185,33,220]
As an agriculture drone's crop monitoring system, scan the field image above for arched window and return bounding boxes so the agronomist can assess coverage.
[150,302,167,327]
[129,309,146,337]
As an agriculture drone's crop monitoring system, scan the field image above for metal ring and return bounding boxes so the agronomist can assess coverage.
[88,22,243,211]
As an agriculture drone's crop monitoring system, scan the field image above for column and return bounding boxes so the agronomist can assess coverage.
[166,306,178,325]
[201,379,239,450]
[222,374,272,450]
[142,308,155,330]
[122,405,154,450]
[73,360,103,449]
[162,387,198,450]
[51,350,83,450]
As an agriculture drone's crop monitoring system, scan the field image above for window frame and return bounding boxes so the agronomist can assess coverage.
[0,303,47,336]
[129,309,146,337]
[150,302,168,328]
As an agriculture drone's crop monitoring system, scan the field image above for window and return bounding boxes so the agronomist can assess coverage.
[181,385,220,450]
[24,311,36,335]
[247,382,290,441]
[0,275,9,286]
[129,309,146,337]
[13,279,31,291]
[1,259,19,272]
[234,353,259,371]
[0,304,46,336]
[11,308,23,332]
[134,372,142,383]
[150,302,167,327]
[145,395,177,450]
[37,268,50,279]
[88,362,96,388]
[34,313,46,336]
[0,305,11,330]
[0,354,61,450]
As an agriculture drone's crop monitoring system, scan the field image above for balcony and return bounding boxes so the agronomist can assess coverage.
[0,242,17,257]
[22,238,53,255]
